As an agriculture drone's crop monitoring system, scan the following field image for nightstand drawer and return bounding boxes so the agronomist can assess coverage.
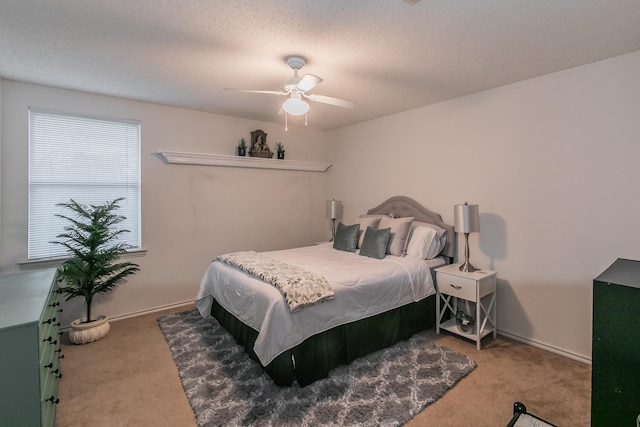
[436,272,476,300]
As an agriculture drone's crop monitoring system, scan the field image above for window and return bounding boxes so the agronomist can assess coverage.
[28,108,141,260]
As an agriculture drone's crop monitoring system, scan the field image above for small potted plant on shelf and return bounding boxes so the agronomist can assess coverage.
[276,142,285,159]
[52,198,140,344]
[237,137,247,156]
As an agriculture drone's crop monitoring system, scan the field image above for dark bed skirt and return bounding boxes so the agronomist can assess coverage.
[209,294,436,387]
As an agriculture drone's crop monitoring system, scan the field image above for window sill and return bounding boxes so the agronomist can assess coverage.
[156,151,332,172]
[18,248,148,270]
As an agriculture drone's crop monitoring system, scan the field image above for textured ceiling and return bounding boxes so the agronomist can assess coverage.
[1,1,639,130]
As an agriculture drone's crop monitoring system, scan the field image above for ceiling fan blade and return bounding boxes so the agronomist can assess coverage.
[305,94,356,109]
[296,74,323,92]
[223,88,288,95]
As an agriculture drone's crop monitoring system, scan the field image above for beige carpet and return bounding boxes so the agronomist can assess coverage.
[56,305,590,426]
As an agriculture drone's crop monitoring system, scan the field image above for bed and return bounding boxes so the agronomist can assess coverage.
[196,196,455,386]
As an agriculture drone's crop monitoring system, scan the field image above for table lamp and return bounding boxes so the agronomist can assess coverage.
[454,202,480,272]
[326,199,341,241]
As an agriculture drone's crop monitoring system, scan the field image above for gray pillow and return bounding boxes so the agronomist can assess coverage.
[355,215,382,248]
[333,222,359,252]
[359,227,391,259]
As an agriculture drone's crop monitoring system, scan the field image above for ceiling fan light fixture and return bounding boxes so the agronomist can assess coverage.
[282,96,310,116]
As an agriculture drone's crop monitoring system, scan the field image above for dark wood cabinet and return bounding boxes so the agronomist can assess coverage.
[592,258,640,426]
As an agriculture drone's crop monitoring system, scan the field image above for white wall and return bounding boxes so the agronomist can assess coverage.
[0,81,331,325]
[327,50,640,361]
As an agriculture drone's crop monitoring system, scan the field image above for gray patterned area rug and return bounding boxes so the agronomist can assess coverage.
[158,309,476,427]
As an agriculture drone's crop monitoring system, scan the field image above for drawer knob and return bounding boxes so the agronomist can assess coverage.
[46,396,60,405]
[44,362,53,369]
[48,301,60,308]
[449,284,462,290]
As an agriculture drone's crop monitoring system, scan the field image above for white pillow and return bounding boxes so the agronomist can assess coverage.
[379,216,414,256]
[411,221,446,255]
[406,226,440,259]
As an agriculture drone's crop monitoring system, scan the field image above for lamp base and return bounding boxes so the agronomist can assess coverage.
[459,260,478,273]
[459,232,478,272]
[330,218,336,242]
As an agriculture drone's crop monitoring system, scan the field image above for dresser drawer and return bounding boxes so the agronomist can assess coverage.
[40,340,61,392]
[436,272,477,300]
[39,292,60,339]
[41,375,59,427]
[40,319,56,344]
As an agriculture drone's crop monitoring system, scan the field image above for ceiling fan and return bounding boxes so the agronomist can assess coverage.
[224,56,356,126]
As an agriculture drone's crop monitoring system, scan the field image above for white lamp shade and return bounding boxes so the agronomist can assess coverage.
[454,203,479,233]
[283,97,310,116]
[326,199,341,219]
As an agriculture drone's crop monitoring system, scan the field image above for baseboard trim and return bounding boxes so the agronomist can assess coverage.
[109,300,196,323]
[61,300,195,331]
[498,329,592,365]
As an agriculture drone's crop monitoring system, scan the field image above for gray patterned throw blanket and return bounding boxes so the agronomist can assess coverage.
[215,251,335,312]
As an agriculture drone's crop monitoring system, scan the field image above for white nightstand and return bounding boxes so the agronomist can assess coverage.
[435,264,497,349]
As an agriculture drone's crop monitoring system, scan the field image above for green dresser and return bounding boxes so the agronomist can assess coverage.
[0,269,61,427]
[592,258,640,426]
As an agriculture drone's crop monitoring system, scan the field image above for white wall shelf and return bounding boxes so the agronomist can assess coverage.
[156,151,332,172]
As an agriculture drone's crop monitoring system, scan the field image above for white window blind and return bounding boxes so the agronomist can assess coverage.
[28,108,141,260]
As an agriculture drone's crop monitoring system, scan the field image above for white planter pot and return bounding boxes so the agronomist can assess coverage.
[68,315,110,344]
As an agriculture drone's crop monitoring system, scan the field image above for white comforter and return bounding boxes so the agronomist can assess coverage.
[196,243,442,366]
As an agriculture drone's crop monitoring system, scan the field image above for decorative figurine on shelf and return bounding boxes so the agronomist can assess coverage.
[249,129,273,158]
[237,137,247,156]
[276,142,285,159]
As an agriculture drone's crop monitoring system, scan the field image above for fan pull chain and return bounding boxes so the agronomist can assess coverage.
[305,112,308,126]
